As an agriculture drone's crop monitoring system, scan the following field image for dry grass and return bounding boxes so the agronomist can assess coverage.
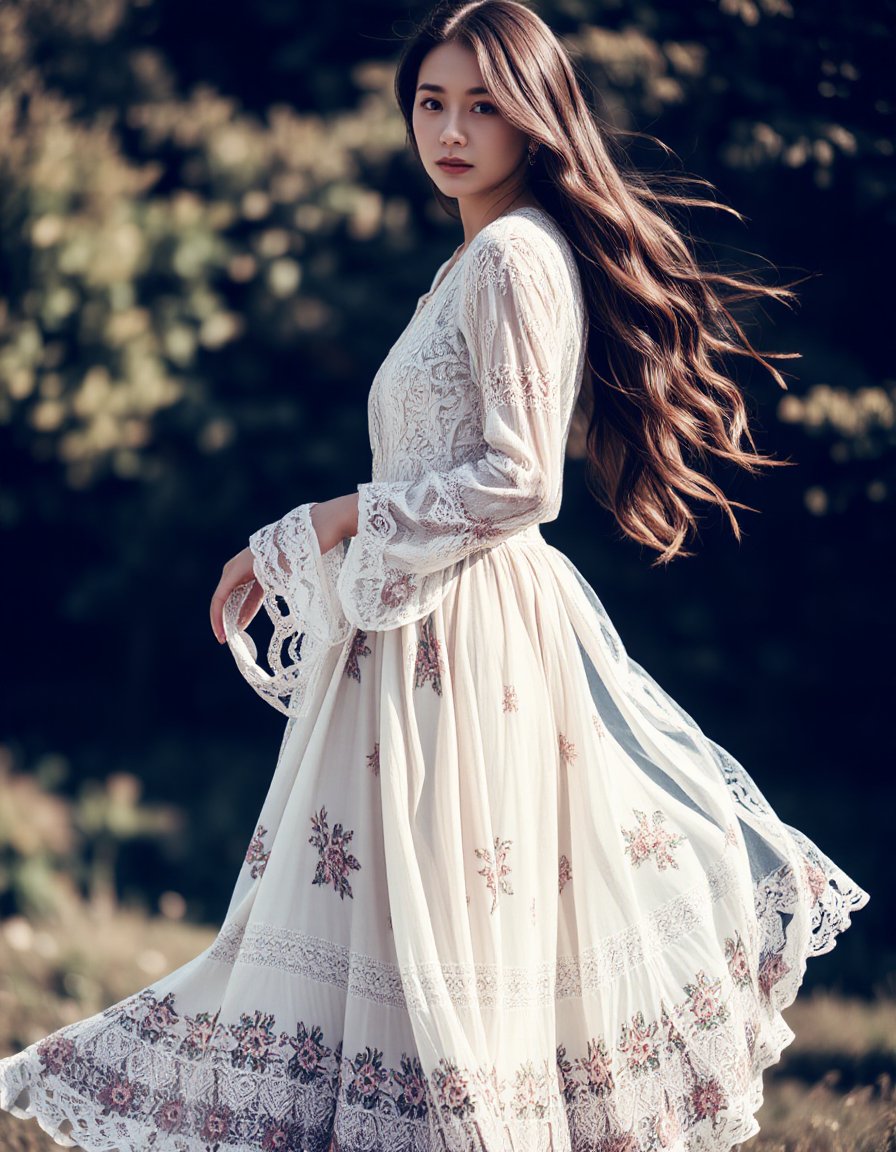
[1,912,893,1151]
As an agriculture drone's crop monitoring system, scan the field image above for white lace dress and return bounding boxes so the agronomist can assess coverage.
[0,206,871,1152]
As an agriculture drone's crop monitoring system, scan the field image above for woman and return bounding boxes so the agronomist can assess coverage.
[0,1,870,1150]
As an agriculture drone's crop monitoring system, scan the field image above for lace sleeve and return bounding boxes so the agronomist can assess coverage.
[335,227,582,631]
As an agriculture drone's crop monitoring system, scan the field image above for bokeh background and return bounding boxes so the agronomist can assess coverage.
[1,0,894,1145]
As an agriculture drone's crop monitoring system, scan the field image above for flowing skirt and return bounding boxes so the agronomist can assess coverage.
[0,529,870,1152]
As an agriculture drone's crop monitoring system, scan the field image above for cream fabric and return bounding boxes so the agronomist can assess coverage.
[0,207,870,1152]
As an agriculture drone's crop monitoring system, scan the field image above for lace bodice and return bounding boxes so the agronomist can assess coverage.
[224,206,588,716]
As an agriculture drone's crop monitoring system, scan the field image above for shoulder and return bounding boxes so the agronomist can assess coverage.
[461,208,580,302]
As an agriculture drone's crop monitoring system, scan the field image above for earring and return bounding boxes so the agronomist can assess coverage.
[527,140,539,165]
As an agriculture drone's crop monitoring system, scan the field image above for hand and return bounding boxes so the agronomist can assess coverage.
[310,492,359,555]
[210,546,262,645]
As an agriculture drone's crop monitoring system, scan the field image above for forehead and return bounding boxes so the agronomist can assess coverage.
[417,41,486,89]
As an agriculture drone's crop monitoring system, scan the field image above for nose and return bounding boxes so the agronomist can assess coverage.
[439,118,466,147]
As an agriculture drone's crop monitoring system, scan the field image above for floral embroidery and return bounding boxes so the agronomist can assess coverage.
[758,948,791,1000]
[413,613,443,695]
[344,629,371,682]
[511,1059,552,1119]
[591,711,607,738]
[381,570,416,608]
[345,1045,390,1109]
[574,1035,615,1095]
[245,822,271,878]
[137,989,178,1041]
[803,858,828,903]
[502,684,518,712]
[199,1105,233,1143]
[393,1053,428,1118]
[309,806,361,900]
[558,732,577,765]
[681,970,729,1030]
[688,1074,728,1123]
[723,821,739,848]
[724,930,753,989]
[280,1020,331,1082]
[530,895,537,924]
[558,853,572,894]
[474,835,514,914]
[621,808,687,871]
[431,1057,475,1118]
[366,742,380,776]
[183,1008,219,1058]
[36,1035,75,1075]
[617,1009,661,1076]
[228,1009,278,1072]
[97,1074,141,1115]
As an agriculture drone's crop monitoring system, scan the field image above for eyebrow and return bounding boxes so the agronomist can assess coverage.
[416,83,491,95]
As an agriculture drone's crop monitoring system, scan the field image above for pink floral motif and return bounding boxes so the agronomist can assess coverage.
[474,835,514,914]
[620,808,687,871]
[309,806,362,900]
[413,613,443,695]
[682,970,729,1030]
[556,1042,575,1103]
[366,742,380,776]
[723,821,739,848]
[758,949,791,1001]
[511,1059,551,1119]
[280,1021,332,1083]
[98,1074,139,1115]
[617,1009,660,1076]
[228,1009,278,1072]
[36,1034,76,1075]
[432,1057,475,1118]
[154,1098,185,1133]
[502,684,519,712]
[724,931,753,989]
[575,1036,615,1095]
[381,570,416,608]
[261,1120,300,1150]
[803,858,828,903]
[530,895,537,924]
[345,1045,390,1109]
[199,1104,233,1143]
[137,989,178,1042]
[591,712,607,738]
[558,732,577,765]
[558,853,572,894]
[182,1008,219,1058]
[344,629,371,682]
[394,1054,428,1119]
[688,1074,728,1123]
[245,822,271,879]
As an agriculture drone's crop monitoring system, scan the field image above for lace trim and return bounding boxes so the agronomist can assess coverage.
[204,851,744,1010]
[223,502,353,718]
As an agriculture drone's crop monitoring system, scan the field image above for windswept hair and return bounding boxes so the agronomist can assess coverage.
[394,0,805,564]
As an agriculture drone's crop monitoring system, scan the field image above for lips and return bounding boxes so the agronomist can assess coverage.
[437,160,473,170]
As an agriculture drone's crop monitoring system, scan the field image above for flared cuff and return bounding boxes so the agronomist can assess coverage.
[223,502,353,718]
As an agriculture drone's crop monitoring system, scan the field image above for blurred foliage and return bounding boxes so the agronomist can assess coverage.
[0,0,891,990]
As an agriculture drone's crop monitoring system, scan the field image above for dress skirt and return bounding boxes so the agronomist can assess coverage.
[0,527,871,1152]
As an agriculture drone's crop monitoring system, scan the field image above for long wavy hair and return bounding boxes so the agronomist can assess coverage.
[394,0,805,564]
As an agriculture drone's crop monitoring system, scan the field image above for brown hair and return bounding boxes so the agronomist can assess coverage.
[394,0,805,564]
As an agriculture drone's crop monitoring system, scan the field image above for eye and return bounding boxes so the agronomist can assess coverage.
[417,98,497,114]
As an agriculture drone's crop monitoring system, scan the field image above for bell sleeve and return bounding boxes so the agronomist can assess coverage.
[335,227,583,631]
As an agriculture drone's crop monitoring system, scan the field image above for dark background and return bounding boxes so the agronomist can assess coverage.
[0,0,891,996]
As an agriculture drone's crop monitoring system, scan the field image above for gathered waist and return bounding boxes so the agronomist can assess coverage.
[498,523,546,548]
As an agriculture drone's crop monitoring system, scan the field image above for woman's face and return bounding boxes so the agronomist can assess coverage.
[411,40,530,210]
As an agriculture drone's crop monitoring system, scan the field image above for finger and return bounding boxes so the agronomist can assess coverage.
[210,581,231,644]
